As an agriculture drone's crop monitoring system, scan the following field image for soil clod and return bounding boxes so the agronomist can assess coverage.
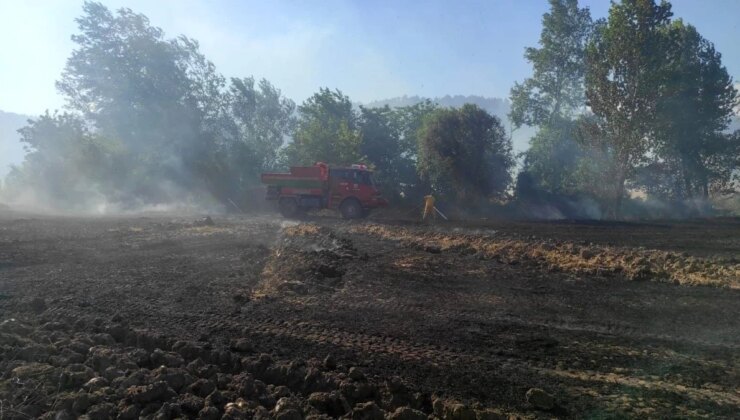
[0,215,737,419]
[525,387,555,411]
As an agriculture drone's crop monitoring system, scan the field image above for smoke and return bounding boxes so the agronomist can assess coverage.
[2,0,735,220]
[514,196,603,220]
[0,179,223,216]
[511,182,725,221]
[628,196,719,219]
[0,147,225,216]
[0,2,302,217]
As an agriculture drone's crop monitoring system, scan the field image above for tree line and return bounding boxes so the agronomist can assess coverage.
[513,0,738,218]
[2,0,738,218]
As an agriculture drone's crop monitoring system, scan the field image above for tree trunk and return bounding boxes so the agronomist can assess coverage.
[681,157,693,199]
[613,172,627,220]
[701,171,709,199]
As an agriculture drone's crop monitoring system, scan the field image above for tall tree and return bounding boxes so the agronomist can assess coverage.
[224,78,296,170]
[520,119,583,195]
[358,105,403,200]
[7,112,123,209]
[584,0,673,217]
[358,101,438,202]
[509,0,593,128]
[652,20,738,199]
[417,104,513,204]
[207,77,296,203]
[7,1,295,209]
[283,88,362,166]
[510,0,593,197]
[393,101,439,201]
[57,2,204,154]
[55,1,222,201]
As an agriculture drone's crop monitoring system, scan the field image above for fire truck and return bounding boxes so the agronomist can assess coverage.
[260,162,388,219]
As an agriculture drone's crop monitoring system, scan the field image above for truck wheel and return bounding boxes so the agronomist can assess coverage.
[278,198,299,218]
[340,199,363,219]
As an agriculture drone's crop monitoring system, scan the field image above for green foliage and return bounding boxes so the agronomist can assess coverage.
[358,105,403,200]
[511,0,593,199]
[283,88,362,166]
[509,0,593,128]
[512,0,737,219]
[649,21,739,199]
[521,118,584,195]
[584,0,674,217]
[358,100,437,202]
[57,2,204,154]
[395,100,439,158]
[579,0,738,217]
[417,104,513,204]
[4,0,737,220]
[215,77,296,200]
[5,1,295,210]
[5,112,122,209]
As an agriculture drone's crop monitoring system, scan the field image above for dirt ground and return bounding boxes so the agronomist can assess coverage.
[0,212,738,419]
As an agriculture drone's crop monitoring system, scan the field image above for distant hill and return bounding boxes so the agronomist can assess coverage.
[0,110,31,178]
[366,94,511,116]
[363,95,535,154]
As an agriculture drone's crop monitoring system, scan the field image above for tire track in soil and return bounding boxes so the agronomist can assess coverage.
[333,221,740,347]
[3,215,739,418]
[236,315,527,408]
[323,295,740,350]
[240,220,740,415]
[243,317,491,366]
[234,313,739,416]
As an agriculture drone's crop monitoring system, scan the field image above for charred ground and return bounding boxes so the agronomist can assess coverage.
[0,213,738,419]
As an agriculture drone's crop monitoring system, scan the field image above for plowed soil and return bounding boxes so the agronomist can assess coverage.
[1,213,739,419]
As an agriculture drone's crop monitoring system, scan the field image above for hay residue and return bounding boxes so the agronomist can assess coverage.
[255,224,356,297]
[350,224,739,288]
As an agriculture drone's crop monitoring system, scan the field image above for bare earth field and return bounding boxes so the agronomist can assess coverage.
[0,213,739,419]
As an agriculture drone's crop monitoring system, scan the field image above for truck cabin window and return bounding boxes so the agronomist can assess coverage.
[330,169,373,185]
[357,171,374,186]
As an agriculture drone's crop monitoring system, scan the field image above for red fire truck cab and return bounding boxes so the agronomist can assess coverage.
[260,162,388,219]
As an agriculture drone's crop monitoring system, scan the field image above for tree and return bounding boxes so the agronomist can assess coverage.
[57,2,204,154]
[651,20,738,199]
[6,1,295,210]
[520,119,583,195]
[54,1,222,202]
[393,101,439,200]
[584,0,673,217]
[212,78,296,200]
[5,112,123,209]
[417,104,513,204]
[510,0,593,197]
[283,88,362,165]
[358,100,438,202]
[358,105,403,200]
[395,100,438,163]
[509,0,592,128]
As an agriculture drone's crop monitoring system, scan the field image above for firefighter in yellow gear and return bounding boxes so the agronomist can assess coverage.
[422,194,436,221]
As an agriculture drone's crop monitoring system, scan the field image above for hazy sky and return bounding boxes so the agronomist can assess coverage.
[1,0,739,116]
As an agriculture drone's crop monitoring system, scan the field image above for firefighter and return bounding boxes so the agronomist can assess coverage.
[422,194,436,221]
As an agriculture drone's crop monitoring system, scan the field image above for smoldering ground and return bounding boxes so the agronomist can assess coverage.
[1,214,738,419]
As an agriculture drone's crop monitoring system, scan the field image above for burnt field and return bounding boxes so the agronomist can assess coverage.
[0,213,739,419]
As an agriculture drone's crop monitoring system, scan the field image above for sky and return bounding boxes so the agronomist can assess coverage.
[1,0,739,117]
